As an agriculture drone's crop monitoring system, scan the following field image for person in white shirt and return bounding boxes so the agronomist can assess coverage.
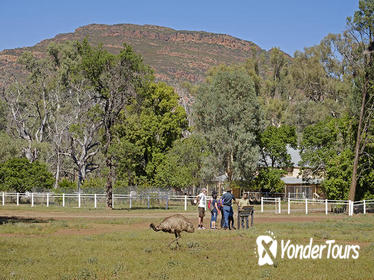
[196,188,207,229]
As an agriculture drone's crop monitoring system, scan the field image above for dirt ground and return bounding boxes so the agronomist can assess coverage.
[0,208,345,237]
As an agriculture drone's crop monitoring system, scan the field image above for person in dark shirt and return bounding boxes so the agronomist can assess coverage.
[221,188,236,230]
[210,192,219,229]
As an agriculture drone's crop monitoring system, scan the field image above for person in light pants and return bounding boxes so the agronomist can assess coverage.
[196,188,207,229]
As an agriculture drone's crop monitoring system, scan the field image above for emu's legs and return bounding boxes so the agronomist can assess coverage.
[175,232,181,246]
[168,231,181,248]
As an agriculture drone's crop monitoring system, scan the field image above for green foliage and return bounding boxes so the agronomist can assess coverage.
[349,0,374,37]
[322,149,353,200]
[0,100,8,132]
[113,82,188,186]
[300,116,374,200]
[259,125,297,168]
[0,158,54,192]
[154,135,208,190]
[58,178,76,192]
[356,131,374,200]
[253,168,285,193]
[81,177,106,192]
[193,66,263,182]
[0,133,23,163]
[300,117,353,178]
[254,125,296,194]
[358,169,374,200]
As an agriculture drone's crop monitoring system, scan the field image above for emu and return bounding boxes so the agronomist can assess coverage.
[150,214,194,247]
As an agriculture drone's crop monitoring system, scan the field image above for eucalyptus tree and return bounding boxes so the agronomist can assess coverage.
[75,40,152,207]
[344,0,374,201]
[112,82,188,187]
[154,134,208,191]
[259,125,297,168]
[193,66,263,183]
[3,52,53,162]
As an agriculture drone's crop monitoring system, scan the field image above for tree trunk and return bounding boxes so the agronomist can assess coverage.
[106,156,113,208]
[348,80,367,201]
[54,151,60,189]
[24,140,37,162]
[77,166,86,193]
[226,152,234,183]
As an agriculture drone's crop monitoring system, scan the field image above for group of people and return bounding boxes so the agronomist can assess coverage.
[195,188,251,230]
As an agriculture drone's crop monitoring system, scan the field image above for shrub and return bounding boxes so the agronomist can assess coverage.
[0,157,54,192]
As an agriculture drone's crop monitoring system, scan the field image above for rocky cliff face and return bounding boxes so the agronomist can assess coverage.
[0,23,270,86]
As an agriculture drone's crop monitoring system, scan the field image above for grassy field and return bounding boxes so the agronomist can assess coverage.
[0,206,373,280]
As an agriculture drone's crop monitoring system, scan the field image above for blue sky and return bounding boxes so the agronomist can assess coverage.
[1,0,358,56]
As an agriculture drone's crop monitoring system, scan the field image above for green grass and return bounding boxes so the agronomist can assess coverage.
[0,208,373,280]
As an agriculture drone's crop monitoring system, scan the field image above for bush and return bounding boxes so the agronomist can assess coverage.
[254,168,285,193]
[58,178,76,192]
[81,177,106,193]
[0,157,54,192]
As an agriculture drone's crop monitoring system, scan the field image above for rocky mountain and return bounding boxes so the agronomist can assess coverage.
[0,23,278,87]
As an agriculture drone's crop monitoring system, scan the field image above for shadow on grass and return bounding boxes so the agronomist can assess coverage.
[0,216,53,225]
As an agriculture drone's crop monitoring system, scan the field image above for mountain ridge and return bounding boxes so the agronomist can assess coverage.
[0,23,287,86]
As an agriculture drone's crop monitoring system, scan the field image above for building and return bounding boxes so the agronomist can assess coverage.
[282,146,324,199]
[207,146,324,199]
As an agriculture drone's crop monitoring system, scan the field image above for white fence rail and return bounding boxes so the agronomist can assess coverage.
[2,191,374,216]
[260,197,281,214]
[0,192,200,211]
[260,196,373,216]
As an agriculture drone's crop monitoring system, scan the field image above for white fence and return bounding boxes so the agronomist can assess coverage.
[0,192,199,211]
[260,197,281,214]
[260,197,374,216]
[2,192,374,216]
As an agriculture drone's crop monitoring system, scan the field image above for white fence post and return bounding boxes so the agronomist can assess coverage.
[147,195,150,209]
[46,193,49,207]
[112,193,114,209]
[363,200,366,215]
[287,198,290,215]
[305,198,308,215]
[325,199,328,215]
[17,193,19,206]
[129,193,132,209]
[78,193,81,208]
[94,194,97,208]
[31,193,34,207]
[352,200,354,216]
[62,193,65,207]
[278,198,281,214]
[261,197,264,213]
[348,200,351,216]
[184,195,187,211]
[351,200,354,216]
[2,192,4,206]
[166,195,169,210]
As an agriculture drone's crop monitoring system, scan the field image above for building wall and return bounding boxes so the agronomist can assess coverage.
[285,166,301,178]
[285,184,325,199]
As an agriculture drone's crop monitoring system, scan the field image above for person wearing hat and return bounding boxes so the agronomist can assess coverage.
[196,188,207,229]
[237,192,251,229]
[221,187,236,229]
